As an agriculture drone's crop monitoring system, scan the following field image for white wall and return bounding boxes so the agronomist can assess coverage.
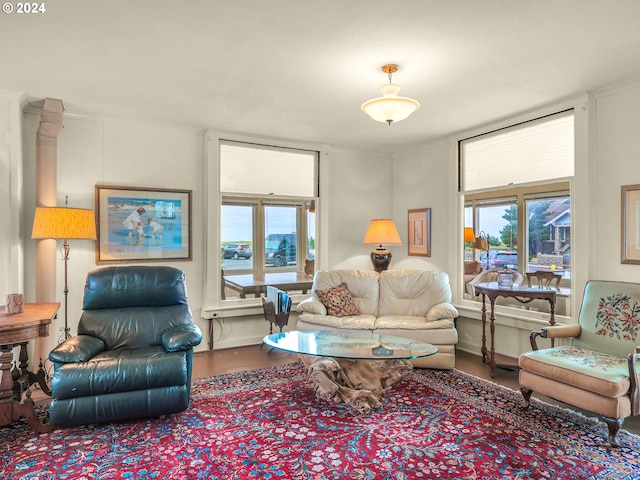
[0,90,26,298]
[391,141,452,273]
[10,77,640,362]
[593,80,640,281]
[22,111,207,344]
[324,147,393,270]
[18,111,392,353]
[390,81,640,361]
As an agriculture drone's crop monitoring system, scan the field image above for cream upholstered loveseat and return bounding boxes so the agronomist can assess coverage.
[296,269,459,369]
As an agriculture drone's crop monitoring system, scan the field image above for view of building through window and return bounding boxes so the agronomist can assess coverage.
[221,201,315,275]
[526,196,570,277]
[465,193,570,279]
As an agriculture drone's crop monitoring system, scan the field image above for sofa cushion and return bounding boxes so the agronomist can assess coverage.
[373,321,458,345]
[297,313,377,330]
[51,346,188,400]
[315,283,360,317]
[379,270,452,317]
[313,270,380,315]
[519,346,630,398]
[79,304,194,350]
[375,316,454,330]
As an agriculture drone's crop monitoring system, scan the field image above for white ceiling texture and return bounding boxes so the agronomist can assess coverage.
[2,0,640,154]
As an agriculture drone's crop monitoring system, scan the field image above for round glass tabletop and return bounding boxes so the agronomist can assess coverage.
[263,330,438,360]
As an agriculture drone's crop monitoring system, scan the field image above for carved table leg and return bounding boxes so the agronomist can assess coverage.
[489,298,497,378]
[480,294,487,363]
[0,345,51,433]
[298,354,413,414]
[0,347,14,426]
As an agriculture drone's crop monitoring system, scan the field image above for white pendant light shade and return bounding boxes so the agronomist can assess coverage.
[361,64,420,126]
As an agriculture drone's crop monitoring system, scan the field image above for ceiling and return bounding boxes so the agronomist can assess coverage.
[2,0,640,154]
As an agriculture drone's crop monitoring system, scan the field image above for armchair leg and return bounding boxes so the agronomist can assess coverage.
[520,386,533,408]
[602,416,623,447]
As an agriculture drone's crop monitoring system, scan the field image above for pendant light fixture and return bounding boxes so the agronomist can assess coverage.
[361,64,420,126]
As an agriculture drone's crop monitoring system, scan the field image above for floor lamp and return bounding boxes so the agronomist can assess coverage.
[470,231,490,270]
[362,219,402,272]
[31,203,97,340]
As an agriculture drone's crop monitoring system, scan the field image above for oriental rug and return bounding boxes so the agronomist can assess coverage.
[1,362,639,479]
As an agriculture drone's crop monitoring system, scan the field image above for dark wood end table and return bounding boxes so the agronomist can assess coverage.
[0,302,60,433]
[474,282,556,378]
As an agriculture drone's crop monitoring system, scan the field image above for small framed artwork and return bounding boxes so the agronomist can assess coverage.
[621,184,640,264]
[95,185,192,264]
[408,208,431,257]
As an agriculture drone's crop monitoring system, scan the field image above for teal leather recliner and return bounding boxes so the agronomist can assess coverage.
[48,266,202,427]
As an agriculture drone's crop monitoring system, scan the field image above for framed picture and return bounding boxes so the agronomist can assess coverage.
[621,184,640,264]
[408,208,431,257]
[95,185,192,264]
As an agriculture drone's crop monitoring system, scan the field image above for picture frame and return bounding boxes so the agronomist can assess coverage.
[408,208,431,257]
[95,185,192,264]
[621,184,640,265]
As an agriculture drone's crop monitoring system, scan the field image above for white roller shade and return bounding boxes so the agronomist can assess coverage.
[220,141,317,197]
[461,111,574,192]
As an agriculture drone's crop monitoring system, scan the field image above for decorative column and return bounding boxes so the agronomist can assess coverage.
[33,98,64,363]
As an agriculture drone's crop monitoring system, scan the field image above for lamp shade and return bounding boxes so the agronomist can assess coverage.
[362,219,402,246]
[464,227,475,242]
[361,83,420,125]
[31,207,97,240]
[470,236,489,251]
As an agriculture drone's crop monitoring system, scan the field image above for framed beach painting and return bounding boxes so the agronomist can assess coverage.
[408,208,431,257]
[95,185,192,264]
[621,184,640,265]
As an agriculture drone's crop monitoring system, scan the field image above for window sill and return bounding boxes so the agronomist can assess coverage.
[202,293,309,319]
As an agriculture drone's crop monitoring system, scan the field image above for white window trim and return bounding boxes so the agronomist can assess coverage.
[203,130,328,312]
[449,94,593,328]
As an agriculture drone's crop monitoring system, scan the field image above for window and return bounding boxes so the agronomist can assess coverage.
[461,111,574,313]
[525,194,570,275]
[465,188,569,277]
[219,140,318,299]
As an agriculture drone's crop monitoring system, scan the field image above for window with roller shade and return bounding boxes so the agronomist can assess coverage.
[461,111,574,310]
[219,140,318,298]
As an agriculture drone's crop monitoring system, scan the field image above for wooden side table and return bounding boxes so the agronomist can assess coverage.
[0,302,60,433]
[474,282,556,378]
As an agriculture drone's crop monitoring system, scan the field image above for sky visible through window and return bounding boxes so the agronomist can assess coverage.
[221,206,315,243]
[465,205,507,239]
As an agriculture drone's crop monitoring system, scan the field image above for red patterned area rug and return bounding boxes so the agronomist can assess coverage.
[1,362,639,479]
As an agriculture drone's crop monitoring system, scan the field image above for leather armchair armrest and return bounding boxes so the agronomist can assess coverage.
[530,324,582,350]
[296,297,327,315]
[48,335,105,364]
[162,324,203,352]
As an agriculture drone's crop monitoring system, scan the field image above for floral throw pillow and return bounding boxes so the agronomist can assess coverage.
[315,283,360,317]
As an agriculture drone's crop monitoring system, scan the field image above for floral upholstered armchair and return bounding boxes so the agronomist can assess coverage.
[519,280,640,446]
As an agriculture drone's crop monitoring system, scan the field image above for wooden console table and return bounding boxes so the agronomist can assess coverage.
[0,302,60,433]
[474,282,556,378]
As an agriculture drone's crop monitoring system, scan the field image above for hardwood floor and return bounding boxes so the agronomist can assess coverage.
[193,346,640,437]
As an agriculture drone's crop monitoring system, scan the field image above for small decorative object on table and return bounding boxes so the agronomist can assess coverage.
[5,293,24,314]
[497,267,514,288]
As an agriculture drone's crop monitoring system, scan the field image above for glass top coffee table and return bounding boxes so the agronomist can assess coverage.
[263,330,438,414]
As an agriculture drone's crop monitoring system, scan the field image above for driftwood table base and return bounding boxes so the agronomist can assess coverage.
[298,354,413,414]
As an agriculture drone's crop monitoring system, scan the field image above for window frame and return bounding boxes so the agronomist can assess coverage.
[465,182,571,283]
[205,131,322,308]
[221,195,314,276]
